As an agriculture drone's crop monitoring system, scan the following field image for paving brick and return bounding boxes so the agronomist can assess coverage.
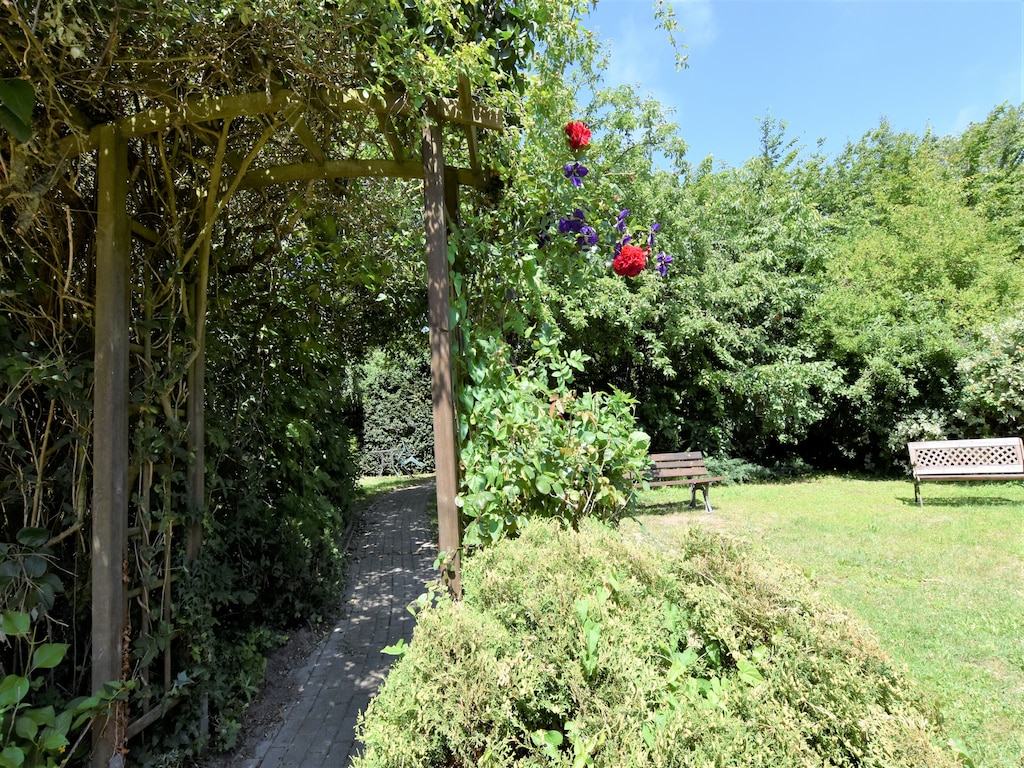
[247,483,436,767]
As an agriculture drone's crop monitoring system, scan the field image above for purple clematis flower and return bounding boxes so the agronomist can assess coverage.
[655,252,674,277]
[558,208,587,234]
[578,225,598,248]
[649,222,661,248]
[613,234,632,259]
[563,161,589,187]
[615,210,630,231]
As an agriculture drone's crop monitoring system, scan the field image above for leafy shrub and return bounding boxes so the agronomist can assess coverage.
[701,454,814,484]
[358,348,435,476]
[887,409,951,460]
[458,331,650,549]
[1,529,133,767]
[957,316,1024,435]
[354,519,955,768]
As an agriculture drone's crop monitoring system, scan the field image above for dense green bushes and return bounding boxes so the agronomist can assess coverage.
[525,108,1024,472]
[354,519,955,768]
[458,332,650,548]
[358,348,435,477]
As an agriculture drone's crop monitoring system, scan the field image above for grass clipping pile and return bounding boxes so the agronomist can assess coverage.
[354,520,955,768]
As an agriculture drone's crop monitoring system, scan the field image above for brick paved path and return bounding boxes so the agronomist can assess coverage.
[244,483,436,767]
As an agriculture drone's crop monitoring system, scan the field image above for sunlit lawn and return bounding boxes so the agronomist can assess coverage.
[631,476,1024,768]
[357,473,433,498]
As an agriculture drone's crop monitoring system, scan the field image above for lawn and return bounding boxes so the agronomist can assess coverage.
[631,476,1024,768]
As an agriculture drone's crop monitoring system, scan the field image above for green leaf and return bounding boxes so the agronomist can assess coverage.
[736,656,765,686]
[381,638,407,656]
[0,79,34,143]
[14,527,48,549]
[13,714,38,740]
[2,611,31,637]
[530,728,563,758]
[0,675,29,708]
[30,643,68,671]
[23,555,47,579]
[39,729,70,753]
[0,745,25,768]
[27,705,56,728]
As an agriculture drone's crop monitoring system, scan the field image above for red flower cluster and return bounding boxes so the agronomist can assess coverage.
[612,244,649,277]
[564,120,591,151]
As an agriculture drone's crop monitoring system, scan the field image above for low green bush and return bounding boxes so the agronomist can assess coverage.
[354,519,956,768]
[458,332,650,549]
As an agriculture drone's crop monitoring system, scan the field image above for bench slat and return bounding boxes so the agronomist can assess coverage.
[652,467,721,479]
[911,473,1024,482]
[915,464,1024,476]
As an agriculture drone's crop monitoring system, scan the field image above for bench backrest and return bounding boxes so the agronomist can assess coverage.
[649,451,710,481]
[908,437,1024,477]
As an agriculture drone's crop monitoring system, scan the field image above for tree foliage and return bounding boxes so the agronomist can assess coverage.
[1,0,599,755]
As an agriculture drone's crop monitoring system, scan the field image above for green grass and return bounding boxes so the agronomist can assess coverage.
[357,473,434,497]
[630,476,1024,768]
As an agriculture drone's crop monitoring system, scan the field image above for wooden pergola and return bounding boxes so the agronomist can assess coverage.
[75,81,497,766]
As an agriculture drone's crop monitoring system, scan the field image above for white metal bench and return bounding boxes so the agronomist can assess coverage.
[907,437,1024,507]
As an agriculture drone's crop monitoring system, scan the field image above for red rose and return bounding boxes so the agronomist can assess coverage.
[612,244,648,277]
[564,120,591,151]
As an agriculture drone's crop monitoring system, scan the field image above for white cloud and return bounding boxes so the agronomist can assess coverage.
[675,0,717,51]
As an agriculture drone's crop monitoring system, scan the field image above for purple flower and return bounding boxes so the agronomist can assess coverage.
[648,222,661,248]
[558,208,587,234]
[615,210,630,231]
[563,162,589,187]
[655,252,674,277]
[613,234,632,258]
[578,225,598,248]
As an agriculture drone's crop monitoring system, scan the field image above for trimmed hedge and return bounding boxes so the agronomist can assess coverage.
[354,519,955,768]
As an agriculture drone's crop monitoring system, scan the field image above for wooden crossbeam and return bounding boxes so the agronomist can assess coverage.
[236,159,487,190]
[316,87,502,131]
[63,86,502,163]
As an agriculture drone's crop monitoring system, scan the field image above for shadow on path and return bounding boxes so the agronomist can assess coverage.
[239,482,436,767]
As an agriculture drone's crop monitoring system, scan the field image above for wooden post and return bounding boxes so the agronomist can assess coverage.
[423,117,462,597]
[92,124,130,768]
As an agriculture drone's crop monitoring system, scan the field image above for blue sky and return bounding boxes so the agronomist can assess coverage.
[583,0,1024,169]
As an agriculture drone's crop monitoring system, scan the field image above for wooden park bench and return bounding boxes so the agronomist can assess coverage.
[907,437,1024,507]
[645,452,725,513]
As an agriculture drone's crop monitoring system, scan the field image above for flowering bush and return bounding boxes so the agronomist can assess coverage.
[612,243,647,277]
[564,119,591,150]
[563,160,588,187]
[539,120,674,279]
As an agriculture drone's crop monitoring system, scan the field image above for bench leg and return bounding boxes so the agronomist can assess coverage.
[914,479,922,508]
[689,483,713,514]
